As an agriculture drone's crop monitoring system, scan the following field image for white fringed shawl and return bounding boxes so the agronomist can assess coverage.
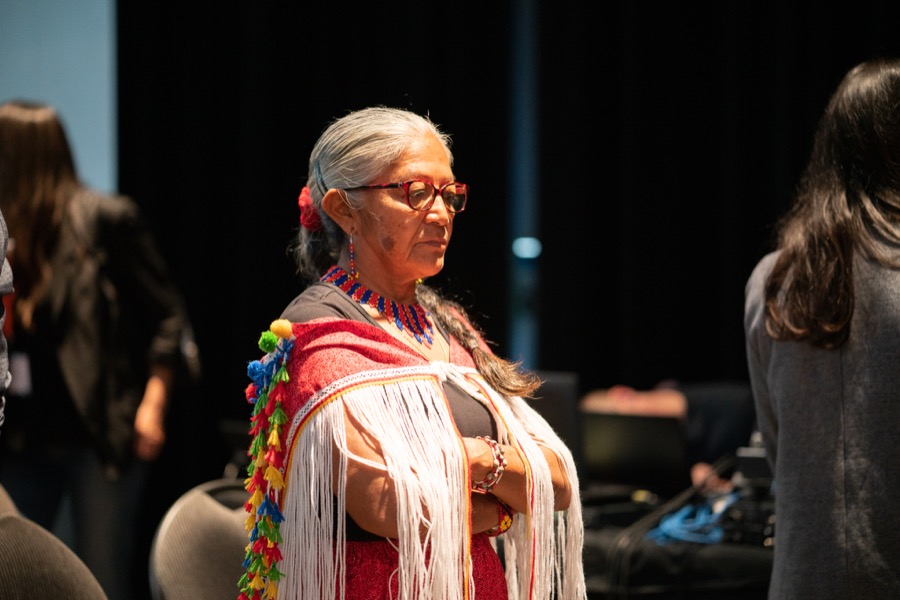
[278,362,585,600]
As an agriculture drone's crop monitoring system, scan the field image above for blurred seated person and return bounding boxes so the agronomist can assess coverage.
[581,380,756,493]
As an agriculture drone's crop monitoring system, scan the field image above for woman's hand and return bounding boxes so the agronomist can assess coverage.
[462,436,498,486]
[133,365,173,462]
[463,436,572,514]
[471,492,509,535]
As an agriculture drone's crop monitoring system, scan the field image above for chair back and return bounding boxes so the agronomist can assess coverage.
[149,478,248,600]
[0,513,109,599]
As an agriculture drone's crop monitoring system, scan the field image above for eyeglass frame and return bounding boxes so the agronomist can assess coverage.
[343,180,468,213]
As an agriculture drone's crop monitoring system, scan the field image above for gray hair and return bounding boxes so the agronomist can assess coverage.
[291,106,453,281]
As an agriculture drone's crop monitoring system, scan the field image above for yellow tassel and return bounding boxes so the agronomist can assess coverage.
[264,579,279,599]
[245,514,256,532]
[270,319,292,339]
[251,575,266,590]
[250,488,264,508]
[255,453,268,469]
[265,464,285,490]
[267,428,281,449]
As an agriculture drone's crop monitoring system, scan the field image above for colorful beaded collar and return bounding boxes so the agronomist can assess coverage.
[321,265,435,345]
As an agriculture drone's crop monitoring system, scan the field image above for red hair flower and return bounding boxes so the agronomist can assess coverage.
[298,186,323,231]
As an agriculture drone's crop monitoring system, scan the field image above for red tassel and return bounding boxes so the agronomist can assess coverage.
[249,414,266,436]
[264,448,284,469]
[251,470,267,488]
[263,543,283,563]
[269,384,284,402]
[265,394,279,416]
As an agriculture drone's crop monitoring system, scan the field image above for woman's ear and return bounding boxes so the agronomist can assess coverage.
[321,189,355,234]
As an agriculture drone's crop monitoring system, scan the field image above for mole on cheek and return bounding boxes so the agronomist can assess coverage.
[381,236,395,251]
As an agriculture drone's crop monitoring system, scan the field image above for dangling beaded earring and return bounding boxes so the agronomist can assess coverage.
[349,234,358,279]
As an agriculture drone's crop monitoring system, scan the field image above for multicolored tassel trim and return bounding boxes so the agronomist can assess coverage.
[237,319,294,600]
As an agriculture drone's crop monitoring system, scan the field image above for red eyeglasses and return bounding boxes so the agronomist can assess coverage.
[344,180,468,213]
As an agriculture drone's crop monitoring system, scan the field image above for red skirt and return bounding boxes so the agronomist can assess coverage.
[340,533,509,599]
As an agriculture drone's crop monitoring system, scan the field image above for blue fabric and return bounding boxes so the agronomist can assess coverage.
[646,492,740,545]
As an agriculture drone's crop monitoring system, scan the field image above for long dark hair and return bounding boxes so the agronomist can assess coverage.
[0,100,80,330]
[765,59,900,349]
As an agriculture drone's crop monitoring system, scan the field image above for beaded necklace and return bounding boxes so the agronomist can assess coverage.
[321,265,435,345]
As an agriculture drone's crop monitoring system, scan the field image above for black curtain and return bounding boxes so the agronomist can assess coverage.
[117,4,900,596]
[534,2,900,388]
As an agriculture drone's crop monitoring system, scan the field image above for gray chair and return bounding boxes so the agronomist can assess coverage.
[0,513,109,599]
[148,478,248,600]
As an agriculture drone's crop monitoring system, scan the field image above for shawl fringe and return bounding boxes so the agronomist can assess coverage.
[239,320,586,600]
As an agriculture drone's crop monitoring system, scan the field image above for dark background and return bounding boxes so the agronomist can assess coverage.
[115,3,900,596]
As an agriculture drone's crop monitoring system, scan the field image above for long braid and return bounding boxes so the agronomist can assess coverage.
[416,284,541,398]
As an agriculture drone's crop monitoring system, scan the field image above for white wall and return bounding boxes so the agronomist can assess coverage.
[0,0,116,193]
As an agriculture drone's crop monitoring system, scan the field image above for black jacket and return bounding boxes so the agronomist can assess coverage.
[31,190,190,473]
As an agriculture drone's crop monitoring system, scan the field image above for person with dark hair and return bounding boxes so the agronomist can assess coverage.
[240,106,584,600]
[745,59,900,598]
[0,100,197,600]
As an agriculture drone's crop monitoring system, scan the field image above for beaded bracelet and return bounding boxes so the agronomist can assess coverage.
[472,435,508,492]
[486,498,515,537]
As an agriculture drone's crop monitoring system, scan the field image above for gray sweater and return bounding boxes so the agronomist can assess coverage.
[744,250,900,599]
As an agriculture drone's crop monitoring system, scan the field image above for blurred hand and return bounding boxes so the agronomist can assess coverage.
[133,368,172,462]
[134,399,166,461]
[691,462,734,494]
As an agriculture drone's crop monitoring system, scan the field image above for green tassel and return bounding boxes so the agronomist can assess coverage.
[257,519,273,540]
[268,524,282,544]
[249,555,265,574]
[258,518,283,543]
[252,390,268,415]
[269,405,287,426]
[249,433,266,457]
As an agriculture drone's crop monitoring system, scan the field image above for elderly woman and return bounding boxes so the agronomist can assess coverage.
[240,107,585,600]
